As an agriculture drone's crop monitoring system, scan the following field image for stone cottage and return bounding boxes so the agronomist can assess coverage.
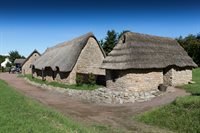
[14,58,26,70]
[22,50,41,74]
[33,32,105,84]
[101,32,197,92]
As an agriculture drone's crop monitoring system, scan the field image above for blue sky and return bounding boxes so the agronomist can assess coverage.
[0,0,200,57]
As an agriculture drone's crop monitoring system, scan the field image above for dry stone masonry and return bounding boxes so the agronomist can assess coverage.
[25,78,166,104]
[106,69,163,92]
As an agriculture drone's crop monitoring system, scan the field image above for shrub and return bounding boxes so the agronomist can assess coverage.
[88,73,96,86]
[76,74,84,86]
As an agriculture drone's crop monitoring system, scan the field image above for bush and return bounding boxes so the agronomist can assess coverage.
[76,74,84,86]
[1,67,5,72]
[88,73,96,86]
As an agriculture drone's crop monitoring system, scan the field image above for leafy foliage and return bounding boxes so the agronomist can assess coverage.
[21,74,101,90]
[101,30,118,55]
[0,55,7,64]
[177,33,200,66]
[76,74,84,86]
[6,62,12,67]
[99,30,131,55]
[8,50,25,64]
[88,73,96,85]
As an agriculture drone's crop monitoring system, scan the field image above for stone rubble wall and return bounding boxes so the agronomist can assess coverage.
[25,78,165,104]
[172,68,192,86]
[106,69,163,92]
[163,67,192,86]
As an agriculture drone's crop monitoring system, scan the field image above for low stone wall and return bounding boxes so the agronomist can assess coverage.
[163,67,192,86]
[24,78,166,104]
[106,69,163,92]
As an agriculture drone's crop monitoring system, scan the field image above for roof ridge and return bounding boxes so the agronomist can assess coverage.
[123,31,174,40]
[46,32,94,52]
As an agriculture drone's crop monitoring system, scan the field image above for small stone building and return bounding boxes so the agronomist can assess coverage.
[22,50,41,74]
[101,32,197,92]
[33,32,105,84]
[14,58,26,70]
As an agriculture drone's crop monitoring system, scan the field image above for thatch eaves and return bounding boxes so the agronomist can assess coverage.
[101,32,197,70]
[34,32,105,72]
[14,59,26,64]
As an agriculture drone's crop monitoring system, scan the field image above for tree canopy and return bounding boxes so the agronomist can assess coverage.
[100,30,130,55]
[0,55,7,64]
[177,33,200,66]
[101,30,118,55]
[9,50,25,64]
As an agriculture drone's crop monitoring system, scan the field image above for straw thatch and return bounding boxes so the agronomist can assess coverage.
[34,32,105,72]
[21,49,41,67]
[101,32,197,70]
[14,59,26,64]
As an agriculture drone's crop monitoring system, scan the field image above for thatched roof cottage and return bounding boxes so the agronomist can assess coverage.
[101,32,197,92]
[33,32,105,84]
[22,50,41,74]
[14,58,26,69]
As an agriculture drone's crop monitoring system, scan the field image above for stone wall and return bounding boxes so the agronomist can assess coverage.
[25,78,164,104]
[64,37,105,84]
[106,69,163,92]
[76,37,105,75]
[163,67,192,86]
[22,52,40,74]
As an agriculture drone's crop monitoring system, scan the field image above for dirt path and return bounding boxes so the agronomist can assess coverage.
[0,73,189,132]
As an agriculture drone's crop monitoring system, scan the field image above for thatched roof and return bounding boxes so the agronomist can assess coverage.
[22,49,41,67]
[101,32,197,70]
[14,59,26,64]
[34,32,105,72]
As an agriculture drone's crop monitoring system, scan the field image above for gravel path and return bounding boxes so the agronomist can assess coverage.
[0,73,189,133]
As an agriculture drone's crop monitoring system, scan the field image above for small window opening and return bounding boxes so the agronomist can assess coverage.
[122,35,126,43]
[111,70,119,82]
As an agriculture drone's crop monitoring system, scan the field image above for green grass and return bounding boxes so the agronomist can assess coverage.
[19,74,101,90]
[135,68,200,133]
[179,68,200,95]
[0,79,121,133]
[135,96,200,133]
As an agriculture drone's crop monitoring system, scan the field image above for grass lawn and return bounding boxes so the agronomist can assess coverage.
[178,68,200,95]
[0,79,116,133]
[135,68,200,133]
[19,74,101,90]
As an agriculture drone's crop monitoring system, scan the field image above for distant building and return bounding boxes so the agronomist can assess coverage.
[22,50,41,74]
[101,32,197,92]
[14,58,26,70]
[1,57,11,68]
[33,32,105,84]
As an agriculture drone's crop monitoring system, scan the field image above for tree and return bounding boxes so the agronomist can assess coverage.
[101,30,118,55]
[9,50,25,64]
[6,62,12,67]
[0,55,7,64]
[100,30,130,55]
[177,33,200,66]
